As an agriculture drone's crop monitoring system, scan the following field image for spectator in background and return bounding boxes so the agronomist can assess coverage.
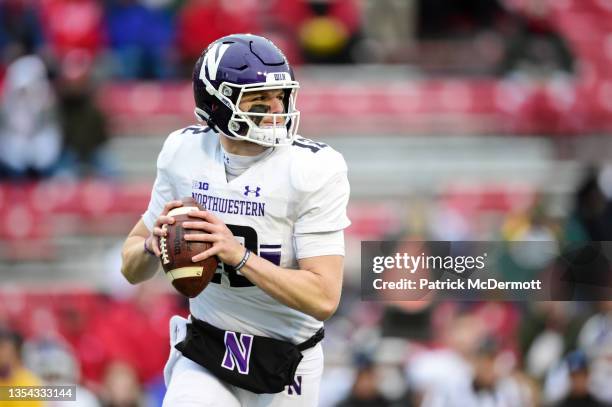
[407,313,483,405]
[0,55,63,180]
[519,302,584,380]
[56,51,115,178]
[105,0,177,79]
[577,301,612,405]
[55,294,111,389]
[565,168,612,242]
[555,350,606,407]
[269,0,364,64]
[0,0,46,70]
[176,0,261,76]
[421,336,538,407]
[89,282,182,388]
[0,327,43,407]
[99,360,147,407]
[556,169,612,300]
[24,339,101,407]
[39,0,106,62]
[498,199,562,285]
[361,0,417,63]
[336,354,395,407]
[416,0,506,40]
[498,0,574,77]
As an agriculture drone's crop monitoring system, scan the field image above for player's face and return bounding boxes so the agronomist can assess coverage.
[238,89,286,127]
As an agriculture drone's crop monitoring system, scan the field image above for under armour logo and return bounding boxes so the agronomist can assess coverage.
[244,186,261,197]
[222,331,253,375]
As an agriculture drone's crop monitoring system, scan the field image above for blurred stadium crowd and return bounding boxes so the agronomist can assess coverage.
[0,0,612,406]
[0,0,583,76]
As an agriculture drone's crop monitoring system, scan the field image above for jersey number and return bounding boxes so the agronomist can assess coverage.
[181,126,211,135]
[210,224,280,288]
[292,137,328,153]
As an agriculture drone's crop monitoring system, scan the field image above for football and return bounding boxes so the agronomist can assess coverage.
[158,198,218,297]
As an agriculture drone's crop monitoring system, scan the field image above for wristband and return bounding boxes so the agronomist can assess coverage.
[234,248,251,272]
[144,236,156,257]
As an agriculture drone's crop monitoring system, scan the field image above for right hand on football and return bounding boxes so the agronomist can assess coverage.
[145,200,184,256]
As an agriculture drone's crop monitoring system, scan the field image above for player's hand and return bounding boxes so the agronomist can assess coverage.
[146,200,184,256]
[182,210,246,266]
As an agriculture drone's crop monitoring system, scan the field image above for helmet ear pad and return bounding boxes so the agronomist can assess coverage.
[206,86,241,135]
[228,104,266,136]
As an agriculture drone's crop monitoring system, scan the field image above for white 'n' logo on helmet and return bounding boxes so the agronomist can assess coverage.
[200,43,231,82]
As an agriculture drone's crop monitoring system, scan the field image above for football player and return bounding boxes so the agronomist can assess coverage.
[120,34,350,407]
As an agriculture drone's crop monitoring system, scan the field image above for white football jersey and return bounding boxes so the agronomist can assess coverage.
[143,126,351,343]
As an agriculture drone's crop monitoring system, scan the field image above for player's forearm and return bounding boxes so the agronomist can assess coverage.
[239,254,340,321]
[121,237,160,284]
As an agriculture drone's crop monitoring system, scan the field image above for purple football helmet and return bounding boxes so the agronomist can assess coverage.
[193,34,300,147]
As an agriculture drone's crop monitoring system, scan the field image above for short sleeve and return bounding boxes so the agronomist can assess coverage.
[142,167,174,231]
[294,170,351,234]
[294,230,345,259]
[141,133,180,230]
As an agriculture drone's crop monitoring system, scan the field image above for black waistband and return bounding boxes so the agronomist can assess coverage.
[190,316,324,352]
[297,327,324,351]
